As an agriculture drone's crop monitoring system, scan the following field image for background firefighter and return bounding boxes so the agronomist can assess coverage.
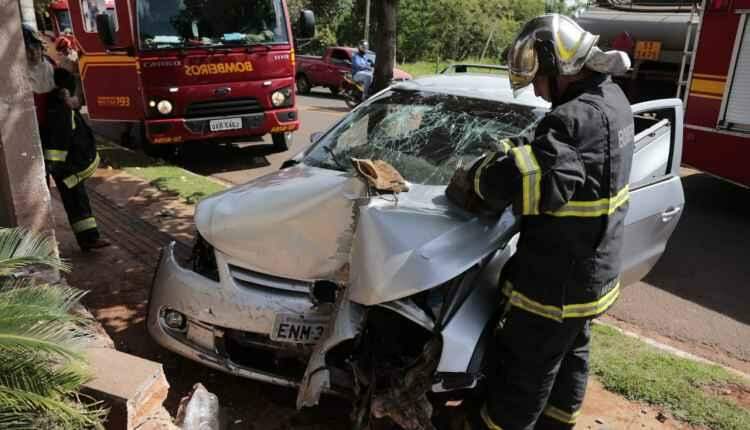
[42,68,110,252]
[446,14,633,430]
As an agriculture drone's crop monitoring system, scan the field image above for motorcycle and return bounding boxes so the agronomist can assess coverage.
[341,71,368,109]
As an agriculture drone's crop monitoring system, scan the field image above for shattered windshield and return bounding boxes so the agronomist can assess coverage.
[304,90,545,186]
[137,0,288,50]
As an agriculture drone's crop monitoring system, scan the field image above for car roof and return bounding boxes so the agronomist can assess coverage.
[392,74,550,109]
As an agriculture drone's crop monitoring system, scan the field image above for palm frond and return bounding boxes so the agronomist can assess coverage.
[0,228,69,276]
[0,281,89,321]
[0,387,106,430]
[0,350,91,397]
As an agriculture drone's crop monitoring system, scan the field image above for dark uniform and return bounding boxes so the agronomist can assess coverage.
[471,73,634,430]
[42,86,102,249]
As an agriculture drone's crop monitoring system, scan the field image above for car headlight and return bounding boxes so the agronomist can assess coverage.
[156,100,173,115]
[271,87,293,107]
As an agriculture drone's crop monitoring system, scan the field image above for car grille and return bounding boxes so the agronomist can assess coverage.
[228,264,311,294]
[185,98,263,118]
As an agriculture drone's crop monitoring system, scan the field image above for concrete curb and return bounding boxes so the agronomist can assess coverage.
[93,132,233,189]
[593,319,750,381]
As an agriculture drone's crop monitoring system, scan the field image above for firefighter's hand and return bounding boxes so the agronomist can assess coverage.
[446,166,483,213]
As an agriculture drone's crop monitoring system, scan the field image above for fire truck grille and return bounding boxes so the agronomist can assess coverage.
[185,98,263,118]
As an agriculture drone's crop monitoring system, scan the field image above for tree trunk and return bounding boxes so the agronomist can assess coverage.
[372,0,399,93]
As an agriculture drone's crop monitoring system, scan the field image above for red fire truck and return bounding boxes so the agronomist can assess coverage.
[579,0,750,187]
[66,0,314,155]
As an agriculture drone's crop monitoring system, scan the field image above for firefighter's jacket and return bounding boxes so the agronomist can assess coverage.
[473,73,634,322]
[41,89,100,189]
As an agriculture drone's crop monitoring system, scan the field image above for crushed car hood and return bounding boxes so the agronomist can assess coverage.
[195,164,518,305]
[195,165,367,282]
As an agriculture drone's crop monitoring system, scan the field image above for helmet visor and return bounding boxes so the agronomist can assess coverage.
[507,35,538,94]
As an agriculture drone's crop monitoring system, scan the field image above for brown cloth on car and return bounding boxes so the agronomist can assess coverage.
[351,158,410,193]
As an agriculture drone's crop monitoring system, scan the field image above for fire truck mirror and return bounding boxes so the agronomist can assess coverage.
[95,13,116,47]
[299,10,316,40]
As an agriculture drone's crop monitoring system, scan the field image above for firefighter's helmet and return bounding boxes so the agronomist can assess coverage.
[506,14,599,94]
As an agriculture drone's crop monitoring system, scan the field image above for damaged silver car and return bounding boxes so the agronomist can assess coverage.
[148,74,685,429]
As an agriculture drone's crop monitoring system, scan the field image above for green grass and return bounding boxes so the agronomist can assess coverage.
[399,57,503,78]
[591,324,750,430]
[96,138,227,205]
[123,165,226,204]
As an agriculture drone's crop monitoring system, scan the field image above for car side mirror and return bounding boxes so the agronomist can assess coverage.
[298,10,315,39]
[96,13,116,47]
[310,132,323,143]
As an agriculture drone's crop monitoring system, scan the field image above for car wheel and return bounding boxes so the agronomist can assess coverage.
[329,86,340,96]
[272,132,290,152]
[296,74,311,94]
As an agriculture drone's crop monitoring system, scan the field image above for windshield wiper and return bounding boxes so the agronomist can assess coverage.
[322,146,348,171]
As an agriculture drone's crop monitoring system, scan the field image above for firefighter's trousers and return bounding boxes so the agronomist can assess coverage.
[481,308,591,430]
[52,175,100,247]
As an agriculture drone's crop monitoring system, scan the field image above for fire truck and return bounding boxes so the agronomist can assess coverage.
[579,0,750,187]
[65,0,314,156]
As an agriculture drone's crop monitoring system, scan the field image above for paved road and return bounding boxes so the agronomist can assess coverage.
[89,92,750,372]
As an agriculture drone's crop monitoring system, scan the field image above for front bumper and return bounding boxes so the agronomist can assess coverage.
[147,242,325,386]
[144,109,299,145]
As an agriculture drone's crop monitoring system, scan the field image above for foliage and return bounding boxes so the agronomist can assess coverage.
[591,324,750,430]
[293,0,545,64]
[0,228,105,429]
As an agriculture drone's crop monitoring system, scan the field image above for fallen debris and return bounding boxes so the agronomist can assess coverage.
[175,383,220,430]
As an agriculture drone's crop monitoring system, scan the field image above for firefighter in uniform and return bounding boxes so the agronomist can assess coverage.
[43,68,110,251]
[446,15,634,430]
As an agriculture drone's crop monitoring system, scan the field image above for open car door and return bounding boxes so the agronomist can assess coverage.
[69,0,143,121]
[621,99,686,285]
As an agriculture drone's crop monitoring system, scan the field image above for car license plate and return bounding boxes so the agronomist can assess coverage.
[209,117,242,132]
[271,313,328,344]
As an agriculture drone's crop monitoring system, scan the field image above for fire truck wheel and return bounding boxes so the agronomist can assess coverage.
[296,74,311,95]
[329,86,340,96]
[272,132,290,152]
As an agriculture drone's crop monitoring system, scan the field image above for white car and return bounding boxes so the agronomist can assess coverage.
[148,73,684,413]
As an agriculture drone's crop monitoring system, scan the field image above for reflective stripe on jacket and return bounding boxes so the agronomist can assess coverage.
[41,89,98,187]
[474,73,634,320]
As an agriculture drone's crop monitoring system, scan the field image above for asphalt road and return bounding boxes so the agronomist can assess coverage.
[177,91,349,185]
[89,91,750,373]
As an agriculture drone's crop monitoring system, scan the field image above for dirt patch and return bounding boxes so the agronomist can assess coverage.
[703,382,750,410]
[579,380,706,430]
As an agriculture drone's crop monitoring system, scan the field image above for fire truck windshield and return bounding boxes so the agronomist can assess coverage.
[137,0,289,50]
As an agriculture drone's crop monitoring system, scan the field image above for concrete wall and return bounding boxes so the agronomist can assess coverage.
[0,0,55,235]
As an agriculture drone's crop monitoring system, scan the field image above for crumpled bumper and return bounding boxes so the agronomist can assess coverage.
[147,242,322,387]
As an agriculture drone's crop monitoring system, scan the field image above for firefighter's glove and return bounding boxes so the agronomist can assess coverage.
[446,157,485,213]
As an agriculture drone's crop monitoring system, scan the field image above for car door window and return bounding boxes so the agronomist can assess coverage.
[629,107,678,188]
[330,49,350,66]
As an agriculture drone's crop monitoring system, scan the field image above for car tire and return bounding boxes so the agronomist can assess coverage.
[296,74,311,95]
[329,86,340,96]
[272,132,290,152]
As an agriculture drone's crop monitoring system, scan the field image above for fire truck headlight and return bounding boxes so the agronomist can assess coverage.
[271,90,287,107]
[156,100,173,115]
[271,87,293,108]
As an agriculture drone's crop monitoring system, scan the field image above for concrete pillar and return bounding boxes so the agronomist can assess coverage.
[0,0,56,236]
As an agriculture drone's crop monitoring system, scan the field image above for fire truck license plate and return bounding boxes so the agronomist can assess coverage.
[271,313,328,344]
[209,118,243,132]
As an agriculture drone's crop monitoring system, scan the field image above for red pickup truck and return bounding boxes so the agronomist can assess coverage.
[296,46,412,95]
